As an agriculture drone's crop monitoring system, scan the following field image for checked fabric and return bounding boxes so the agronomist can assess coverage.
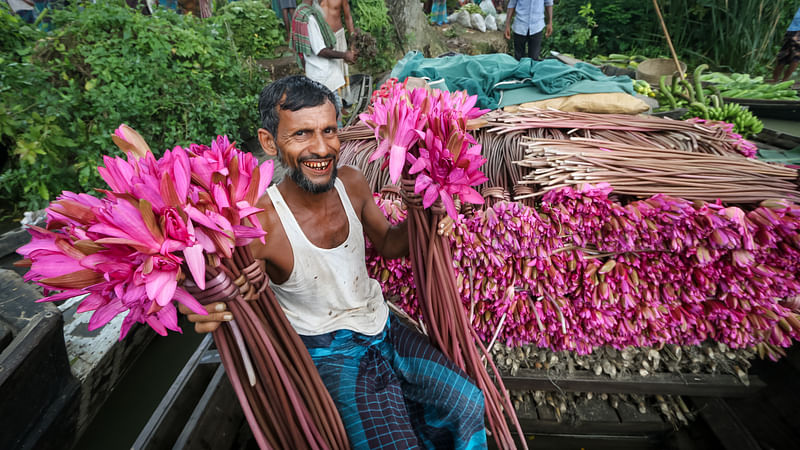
[300,313,488,449]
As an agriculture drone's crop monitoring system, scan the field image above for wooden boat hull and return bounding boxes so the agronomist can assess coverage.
[723,97,800,121]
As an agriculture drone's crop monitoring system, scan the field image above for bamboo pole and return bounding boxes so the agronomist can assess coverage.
[652,0,686,80]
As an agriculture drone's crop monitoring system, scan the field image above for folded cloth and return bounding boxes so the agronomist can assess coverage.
[290,2,336,68]
[391,51,635,110]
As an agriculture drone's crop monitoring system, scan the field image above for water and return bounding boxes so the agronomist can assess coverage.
[74,319,204,450]
[762,117,800,137]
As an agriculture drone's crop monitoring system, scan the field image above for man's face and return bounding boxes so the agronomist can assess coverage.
[273,101,340,194]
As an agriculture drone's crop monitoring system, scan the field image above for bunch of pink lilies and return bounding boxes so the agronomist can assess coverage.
[18,125,273,339]
[359,83,490,217]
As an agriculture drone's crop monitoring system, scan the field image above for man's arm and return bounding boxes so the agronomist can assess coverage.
[504,1,517,40]
[340,166,409,259]
[310,14,356,64]
[342,0,356,38]
[545,3,553,38]
[318,47,356,64]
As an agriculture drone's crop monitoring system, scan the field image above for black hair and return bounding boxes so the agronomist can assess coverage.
[258,75,339,137]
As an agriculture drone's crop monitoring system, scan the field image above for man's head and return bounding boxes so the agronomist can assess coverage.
[257,76,341,194]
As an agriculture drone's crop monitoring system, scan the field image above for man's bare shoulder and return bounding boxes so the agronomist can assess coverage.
[320,0,344,9]
[337,164,369,190]
[337,165,375,207]
[255,190,280,231]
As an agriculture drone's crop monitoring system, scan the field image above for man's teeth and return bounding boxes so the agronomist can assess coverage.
[304,160,330,170]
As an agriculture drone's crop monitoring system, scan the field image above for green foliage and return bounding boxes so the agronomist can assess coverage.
[544,0,598,58]
[350,0,398,74]
[0,0,270,215]
[548,0,792,75]
[214,0,284,59]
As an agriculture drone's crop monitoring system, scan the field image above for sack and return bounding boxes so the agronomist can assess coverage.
[485,14,497,31]
[455,10,472,28]
[496,13,506,28]
[479,0,496,16]
[470,13,486,32]
[514,93,651,115]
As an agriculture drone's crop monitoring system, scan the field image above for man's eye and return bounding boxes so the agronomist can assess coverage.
[324,127,336,134]
[295,130,306,136]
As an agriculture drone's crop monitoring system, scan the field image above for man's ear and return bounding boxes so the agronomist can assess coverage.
[258,128,278,156]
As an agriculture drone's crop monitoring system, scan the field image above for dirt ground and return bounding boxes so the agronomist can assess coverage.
[438,24,509,57]
[257,23,509,82]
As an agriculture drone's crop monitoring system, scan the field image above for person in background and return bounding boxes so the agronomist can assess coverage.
[318,0,356,101]
[279,0,296,43]
[6,0,36,23]
[772,6,800,83]
[504,0,553,61]
[181,75,488,450]
[429,0,448,26]
[289,0,355,124]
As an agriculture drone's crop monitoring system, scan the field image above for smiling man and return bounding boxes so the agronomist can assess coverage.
[182,75,487,449]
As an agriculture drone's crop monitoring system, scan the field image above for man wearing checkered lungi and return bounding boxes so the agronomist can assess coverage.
[184,75,488,449]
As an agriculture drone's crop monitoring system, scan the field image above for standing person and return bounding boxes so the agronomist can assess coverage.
[772,6,800,83]
[7,0,36,24]
[318,0,356,100]
[504,0,554,61]
[289,0,355,122]
[279,0,296,43]
[181,75,488,450]
[429,0,448,26]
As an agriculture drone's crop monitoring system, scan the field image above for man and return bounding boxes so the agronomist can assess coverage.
[289,0,355,122]
[182,75,487,449]
[772,6,800,83]
[7,0,36,24]
[278,0,296,43]
[504,0,554,61]
[318,0,356,99]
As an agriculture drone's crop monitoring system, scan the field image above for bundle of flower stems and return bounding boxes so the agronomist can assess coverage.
[342,108,768,199]
[360,83,526,449]
[485,108,758,158]
[515,138,799,203]
[187,246,349,449]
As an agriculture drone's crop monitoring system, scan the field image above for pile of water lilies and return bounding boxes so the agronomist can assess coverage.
[366,184,800,361]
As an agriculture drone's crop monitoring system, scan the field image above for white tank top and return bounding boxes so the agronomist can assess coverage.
[266,179,389,336]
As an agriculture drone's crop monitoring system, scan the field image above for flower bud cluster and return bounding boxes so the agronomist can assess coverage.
[365,185,800,358]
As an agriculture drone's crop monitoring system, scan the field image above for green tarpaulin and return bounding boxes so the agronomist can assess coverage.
[390,51,635,110]
[757,147,800,166]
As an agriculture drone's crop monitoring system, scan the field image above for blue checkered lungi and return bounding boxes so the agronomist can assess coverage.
[300,313,488,449]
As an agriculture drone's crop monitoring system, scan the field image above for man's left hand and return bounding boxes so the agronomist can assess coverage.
[545,23,553,38]
[437,215,455,237]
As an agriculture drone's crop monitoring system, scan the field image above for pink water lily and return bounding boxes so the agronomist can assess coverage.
[361,83,489,216]
[18,127,273,339]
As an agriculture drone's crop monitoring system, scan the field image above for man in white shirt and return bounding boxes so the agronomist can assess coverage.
[289,0,355,103]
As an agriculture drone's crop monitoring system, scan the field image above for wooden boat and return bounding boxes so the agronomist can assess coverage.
[133,331,782,450]
[722,97,800,121]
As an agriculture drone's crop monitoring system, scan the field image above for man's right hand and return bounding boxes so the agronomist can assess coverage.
[504,25,511,41]
[344,49,356,64]
[178,301,232,333]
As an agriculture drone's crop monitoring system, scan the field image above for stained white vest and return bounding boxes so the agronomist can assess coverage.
[266,179,388,336]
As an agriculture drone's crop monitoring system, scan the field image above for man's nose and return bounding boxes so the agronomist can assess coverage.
[310,132,336,155]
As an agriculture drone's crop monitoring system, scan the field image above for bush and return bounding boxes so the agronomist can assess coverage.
[545,0,793,74]
[214,0,284,60]
[0,0,270,216]
[350,0,398,74]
